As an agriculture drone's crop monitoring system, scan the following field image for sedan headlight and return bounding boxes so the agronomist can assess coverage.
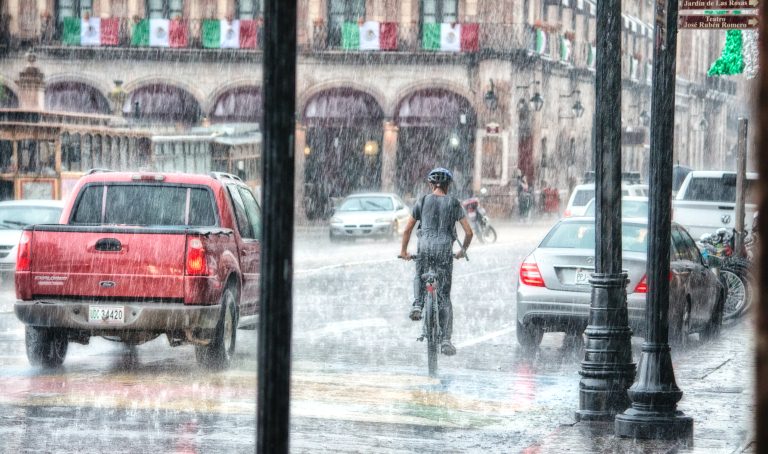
[330,217,343,224]
[374,217,392,223]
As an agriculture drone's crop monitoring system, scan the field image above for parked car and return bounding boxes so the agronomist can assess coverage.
[583,196,649,218]
[563,183,637,217]
[672,170,758,239]
[14,171,261,369]
[516,217,725,348]
[0,200,65,286]
[329,192,410,242]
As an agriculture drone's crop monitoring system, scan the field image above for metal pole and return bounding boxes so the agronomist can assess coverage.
[733,118,748,257]
[576,0,635,422]
[615,0,693,440]
[755,1,768,448]
[258,0,296,452]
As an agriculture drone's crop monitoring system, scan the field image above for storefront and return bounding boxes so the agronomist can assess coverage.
[301,88,384,219]
[394,88,476,201]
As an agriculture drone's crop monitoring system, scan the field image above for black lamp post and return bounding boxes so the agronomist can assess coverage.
[615,0,693,440]
[530,92,544,112]
[639,110,650,126]
[575,0,635,422]
[516,81,544,112]
[572,100,585,118]
[484,79,499,111]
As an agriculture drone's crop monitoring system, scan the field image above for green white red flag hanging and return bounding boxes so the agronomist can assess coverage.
[62,17,119,46]
[708,29,758,78]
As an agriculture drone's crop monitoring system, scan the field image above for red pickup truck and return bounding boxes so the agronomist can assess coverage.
[14,171,261,369]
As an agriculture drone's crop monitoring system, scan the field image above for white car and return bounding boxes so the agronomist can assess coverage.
[329,193,410,242]
[563,183,639,217]
[0,200,65,284]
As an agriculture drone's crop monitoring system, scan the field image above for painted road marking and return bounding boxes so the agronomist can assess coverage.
[455,326,517,349]
[295,318,389,338]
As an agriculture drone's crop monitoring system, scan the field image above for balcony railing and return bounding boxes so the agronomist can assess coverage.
[310,22,532,55]
[30,17,264,50]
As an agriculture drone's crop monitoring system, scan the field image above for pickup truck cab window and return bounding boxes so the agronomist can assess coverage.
[227,185,255,238]
[71,184,217,226]
[237,186,263,240]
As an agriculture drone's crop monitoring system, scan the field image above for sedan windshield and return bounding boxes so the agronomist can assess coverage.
[338,197,393,212]
[0,206,61,229]
[541,221,649,253]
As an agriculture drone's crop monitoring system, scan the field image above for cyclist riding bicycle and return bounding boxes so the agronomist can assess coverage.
[399,167,473,356]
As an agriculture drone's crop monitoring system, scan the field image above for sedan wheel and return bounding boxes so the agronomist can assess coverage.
[516,321,544,350]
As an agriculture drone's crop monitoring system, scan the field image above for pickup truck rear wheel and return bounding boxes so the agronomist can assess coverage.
[196,287,238,370]
[26,326,68,368]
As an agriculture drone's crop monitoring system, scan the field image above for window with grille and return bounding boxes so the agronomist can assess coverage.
[56,0,93,22]
[421,0,458,24]
[146,0,184,19]
[328,0,365,47]
[237,0,263,19]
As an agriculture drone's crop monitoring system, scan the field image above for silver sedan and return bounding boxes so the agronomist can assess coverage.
[515,217,725,348]
[329,193,410,242]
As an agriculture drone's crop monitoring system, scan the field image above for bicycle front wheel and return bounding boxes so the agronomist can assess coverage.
[424,292,438,377]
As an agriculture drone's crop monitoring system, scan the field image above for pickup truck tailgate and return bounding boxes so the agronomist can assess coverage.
[28,229,186,299]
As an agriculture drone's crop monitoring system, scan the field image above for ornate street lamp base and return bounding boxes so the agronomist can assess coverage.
[614,408,693,441]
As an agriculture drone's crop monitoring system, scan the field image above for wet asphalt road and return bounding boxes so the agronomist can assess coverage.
[0,219,754,453]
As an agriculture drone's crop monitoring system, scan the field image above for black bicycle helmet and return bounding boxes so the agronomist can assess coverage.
[427,167,453,184]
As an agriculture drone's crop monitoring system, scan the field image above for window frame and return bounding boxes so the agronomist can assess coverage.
[420,0,459,25]
[327,0,366,47]
[146,0,184,19]
[236,0,263,19]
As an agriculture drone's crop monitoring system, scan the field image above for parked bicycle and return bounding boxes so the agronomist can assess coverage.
[698,228,753,323]
[399,250,466,376]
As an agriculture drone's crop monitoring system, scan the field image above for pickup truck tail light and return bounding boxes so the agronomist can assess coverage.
[519,256,545,287]
[16,230,32,272]
[186,237,208,276]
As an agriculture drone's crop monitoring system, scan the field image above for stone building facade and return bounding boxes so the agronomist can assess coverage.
[0,0,747,216]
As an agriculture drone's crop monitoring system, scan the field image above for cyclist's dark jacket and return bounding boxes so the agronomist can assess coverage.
[412,194,466,254]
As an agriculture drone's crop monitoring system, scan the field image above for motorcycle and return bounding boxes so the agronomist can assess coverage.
[698,227,753,324]
[462,190,497,244]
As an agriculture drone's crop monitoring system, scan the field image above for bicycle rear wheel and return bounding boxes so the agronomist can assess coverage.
[425,293,438,376]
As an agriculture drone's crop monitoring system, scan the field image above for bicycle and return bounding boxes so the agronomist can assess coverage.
[399,246,467,377]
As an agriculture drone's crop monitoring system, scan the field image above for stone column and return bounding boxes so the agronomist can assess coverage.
[381,120,398,192]
[294,122,307,223]
[16,53,45,110]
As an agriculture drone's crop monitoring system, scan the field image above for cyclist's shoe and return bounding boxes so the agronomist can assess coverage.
[409,306,422,321]
[441,340,456,356]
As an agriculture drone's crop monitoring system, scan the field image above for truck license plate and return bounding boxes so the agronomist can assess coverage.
[89,305,125,324]
[574,269,590,285]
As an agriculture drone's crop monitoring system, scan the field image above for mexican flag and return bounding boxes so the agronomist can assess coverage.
[131,19,188,48]
[62,17,119,46]
[708,29,744,76]
[534,28,548,54]
[587,44,596,68]
[422,23,479,52]
[202,19,258,49]
[341,21,397,50]
[559,36,572,62]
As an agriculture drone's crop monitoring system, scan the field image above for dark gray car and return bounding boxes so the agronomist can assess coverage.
[515,217,725,348]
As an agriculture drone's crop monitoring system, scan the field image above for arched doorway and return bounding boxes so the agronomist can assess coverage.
[210,86,262,123]
[124,84,202,124]
[302,88,384,219]
[394,89,476,200]
[0,86,19,108]
[45,81,111,114]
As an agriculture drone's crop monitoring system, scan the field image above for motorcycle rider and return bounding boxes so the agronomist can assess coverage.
[399,167,473,356]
